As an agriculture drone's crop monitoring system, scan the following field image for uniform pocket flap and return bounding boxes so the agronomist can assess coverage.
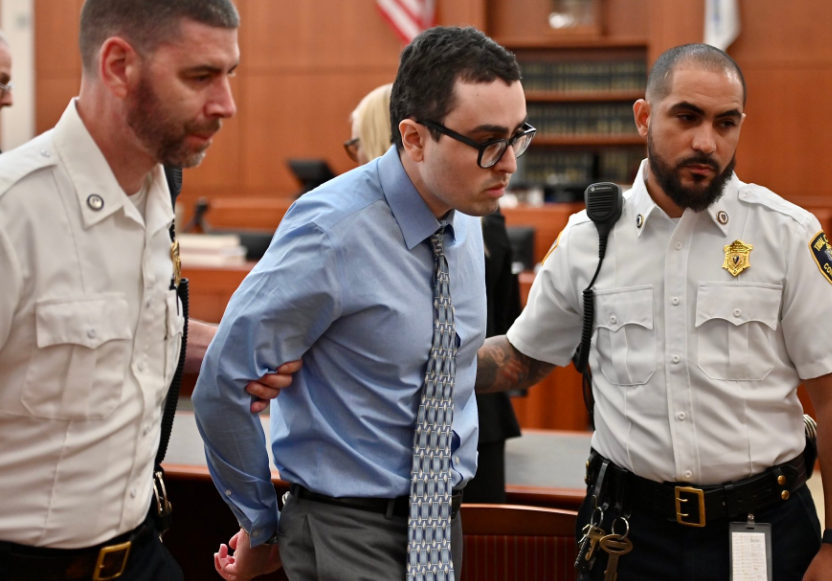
[594,285,654,332]
[695,282,782,330]
[36,295,132,349]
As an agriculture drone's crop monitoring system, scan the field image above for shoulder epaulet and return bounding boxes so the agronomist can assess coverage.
[738,184,814,227]
[0,131,58,200]
[569,208,592,225]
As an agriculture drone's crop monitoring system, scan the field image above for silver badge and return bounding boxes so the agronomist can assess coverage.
[87,194,104,211]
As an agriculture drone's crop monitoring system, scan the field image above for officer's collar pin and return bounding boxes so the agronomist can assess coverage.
[717,211,729,225]
[87,194,104,211]
[636,214,644,229]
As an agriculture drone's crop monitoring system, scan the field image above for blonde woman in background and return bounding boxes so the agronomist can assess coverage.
[345,81,522,503]
[344,83,393,164]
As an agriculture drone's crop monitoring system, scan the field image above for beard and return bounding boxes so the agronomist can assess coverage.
[647,130,736,213]
[126,73,221,169]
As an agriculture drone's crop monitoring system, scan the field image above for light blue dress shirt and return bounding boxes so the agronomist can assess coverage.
[192,147,486,545]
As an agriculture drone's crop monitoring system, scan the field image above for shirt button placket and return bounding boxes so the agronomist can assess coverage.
[666,224,696,484]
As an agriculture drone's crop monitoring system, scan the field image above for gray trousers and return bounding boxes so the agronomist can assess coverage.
[278,492,463,581]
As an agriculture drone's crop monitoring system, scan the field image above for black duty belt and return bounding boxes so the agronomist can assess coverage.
[289,484,463,520]
[587,451,808,528]
[0,516,153,581]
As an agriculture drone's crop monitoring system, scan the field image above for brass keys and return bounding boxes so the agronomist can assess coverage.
[575,523,606,573]
[599,533,633,581]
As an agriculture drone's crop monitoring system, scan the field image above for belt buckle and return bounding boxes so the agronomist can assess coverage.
[92,541,132,581]
[674,486,706,527]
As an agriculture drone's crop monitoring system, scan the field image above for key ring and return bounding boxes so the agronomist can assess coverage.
[610,516,630,539]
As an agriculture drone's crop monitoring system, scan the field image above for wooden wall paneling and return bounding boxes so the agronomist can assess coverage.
[734,70,832,202]
[34,0,83,76]
[603,0,650,40]
[646,0,704,64]
[34,77,79,135]
[725,0,832,204]
[34,0,85,133]
[487,0,649,45]
[183,265,251,323]
[437,0,487,30]
[728,0,832,66]
[240,71,397,194]
[511,367,588,431]
[239,0,402,72]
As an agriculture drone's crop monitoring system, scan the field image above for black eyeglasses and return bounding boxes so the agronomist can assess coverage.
[344,137,360,163]
[417,120,536,168]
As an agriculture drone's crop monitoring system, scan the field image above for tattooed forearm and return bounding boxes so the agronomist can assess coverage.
[475,336,555,394]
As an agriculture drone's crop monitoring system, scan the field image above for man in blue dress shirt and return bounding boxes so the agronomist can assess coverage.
[193,26,533,580]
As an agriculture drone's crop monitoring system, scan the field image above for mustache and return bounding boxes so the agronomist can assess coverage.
[678,155,718,171]
[185,118,222,135]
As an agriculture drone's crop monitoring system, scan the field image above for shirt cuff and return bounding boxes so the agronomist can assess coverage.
[245,520,279,548]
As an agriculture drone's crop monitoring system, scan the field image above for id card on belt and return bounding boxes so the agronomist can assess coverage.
[729,518,773,581]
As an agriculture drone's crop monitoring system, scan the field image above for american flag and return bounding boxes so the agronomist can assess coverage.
[376,0,436,44]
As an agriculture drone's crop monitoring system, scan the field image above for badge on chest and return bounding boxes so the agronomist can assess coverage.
[723,240,753,277]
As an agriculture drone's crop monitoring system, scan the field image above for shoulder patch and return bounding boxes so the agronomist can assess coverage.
[809,230,832,285]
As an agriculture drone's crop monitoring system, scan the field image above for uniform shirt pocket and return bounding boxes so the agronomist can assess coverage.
[23,294,132,420]
[163,290,185,391]
[695,282,782,381]
[594,285,655,386]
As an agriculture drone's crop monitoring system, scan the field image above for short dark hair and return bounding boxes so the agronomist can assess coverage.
[79,0,240,74]
[390,26,521,150]
[646,43,746,105]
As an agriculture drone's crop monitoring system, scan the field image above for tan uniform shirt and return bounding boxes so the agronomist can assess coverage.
[509,160,832,485]
[0,100,184,548]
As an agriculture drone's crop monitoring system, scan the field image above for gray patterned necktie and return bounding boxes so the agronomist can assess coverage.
[407,226,457,581]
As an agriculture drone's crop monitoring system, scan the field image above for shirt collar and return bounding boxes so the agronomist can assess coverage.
[630,158,739,238]
[377,146,455,250]
[702,173,741,236]
[52,99,173,233]
[629,160,661,238]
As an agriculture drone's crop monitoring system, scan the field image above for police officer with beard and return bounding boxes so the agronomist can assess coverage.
[0,2,296,579]
[476,44,832,581]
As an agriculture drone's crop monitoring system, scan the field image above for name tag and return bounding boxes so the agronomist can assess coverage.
[729,519,772,581]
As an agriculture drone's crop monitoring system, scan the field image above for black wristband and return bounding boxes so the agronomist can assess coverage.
[823,529,832,544]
